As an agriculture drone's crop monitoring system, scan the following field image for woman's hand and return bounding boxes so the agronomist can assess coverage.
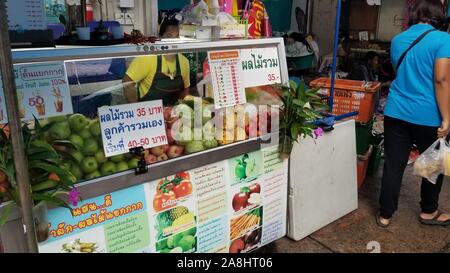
[438,120,450,138]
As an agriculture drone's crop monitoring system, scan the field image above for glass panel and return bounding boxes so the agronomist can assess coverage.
[9,46,282,184]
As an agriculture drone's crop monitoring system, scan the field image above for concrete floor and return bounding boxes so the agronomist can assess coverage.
[259,163,450,253]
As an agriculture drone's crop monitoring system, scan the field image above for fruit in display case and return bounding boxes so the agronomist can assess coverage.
[89,120,102,137]
[68,113,90,131]
[81,157,98,174]
[156,153,169,162]
[49,121,71,140]
[79,128,93,139]
[145,154,157,164]
[184,140,205,154]
[151,146,166,156]
[116,162,129,172]
[110,154,125,163]
[167,145,184,159]
[100,161,117,176]
[82,138,99,155]
[85,171,101,180]
[70,165,84,180]
[127,157,140,168]
[94,150,108,164]
[69,134,84,149]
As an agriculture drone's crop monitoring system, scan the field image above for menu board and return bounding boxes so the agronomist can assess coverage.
[0,77,7,124]
[6,0,46,31]
[208,50,247,109]
[98,100,168,157]
[38,145,288,253]
[13,62,74,121]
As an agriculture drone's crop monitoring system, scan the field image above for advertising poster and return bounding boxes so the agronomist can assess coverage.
[38,184,151,253]
[39,145,288,253]
[44,0,66,24]
[14,62,74,121]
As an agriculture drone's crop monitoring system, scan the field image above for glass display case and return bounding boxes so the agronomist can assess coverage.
[1,38,290,253]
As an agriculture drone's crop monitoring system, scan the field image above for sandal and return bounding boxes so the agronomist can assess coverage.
[376,212,390,228]
[419,211,450,227]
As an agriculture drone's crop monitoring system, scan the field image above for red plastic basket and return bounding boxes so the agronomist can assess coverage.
[310,78,381,123]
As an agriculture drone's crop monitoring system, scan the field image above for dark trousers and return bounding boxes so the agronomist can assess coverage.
[379,116,444,219]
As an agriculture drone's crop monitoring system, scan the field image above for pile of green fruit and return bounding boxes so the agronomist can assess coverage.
[171,96,219,155]
[156,227,197,253]
[44,113,140,182]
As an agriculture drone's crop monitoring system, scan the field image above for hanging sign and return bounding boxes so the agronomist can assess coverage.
[240,47,281,88]
[98,100,167,157]
[14,62,73,121]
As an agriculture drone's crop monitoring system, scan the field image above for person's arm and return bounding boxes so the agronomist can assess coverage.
[435,58,450,138]
[122,74,138,103]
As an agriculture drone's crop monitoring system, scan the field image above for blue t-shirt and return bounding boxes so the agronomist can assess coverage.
[384,24,450,127]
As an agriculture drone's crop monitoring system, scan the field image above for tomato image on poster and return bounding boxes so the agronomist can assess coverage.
[152,171,194,213]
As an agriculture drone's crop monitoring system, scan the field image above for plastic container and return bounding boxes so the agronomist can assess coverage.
[357,145,373,188]
[287,54,314,70]
[111,26,124,39]
[310,78,381,123]
[356,120,374,155]
[76,27,91,40]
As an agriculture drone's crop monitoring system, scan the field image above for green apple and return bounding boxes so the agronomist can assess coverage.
[116,162,129,172]
[81,156,98,174]
[48,115,67,123]
[85,171,101,180]
[94,150,107,164]
[49,121,71,140]
[70,150,84,163]
[89,120,102,137]
[70,165,84,180]
[110,154,125,163]
[79,128,93,139]
[68,114,89,132]
[82,138,99,156]
[184,141,205,154]
[100,161,117,176]
[127,158,140,168]
[69,134,84,149]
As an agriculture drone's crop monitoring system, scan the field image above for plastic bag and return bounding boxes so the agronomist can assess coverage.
[443,140,450,176]
[413,139,446,184]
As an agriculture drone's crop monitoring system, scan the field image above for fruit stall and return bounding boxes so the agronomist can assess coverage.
[0,31,296,253]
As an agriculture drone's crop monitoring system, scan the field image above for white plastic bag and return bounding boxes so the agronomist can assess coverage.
[443,139,450,176]
[413,139,445,184]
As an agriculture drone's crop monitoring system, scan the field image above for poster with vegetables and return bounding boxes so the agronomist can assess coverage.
[13,62,73,121]
[229,151,263,185]
[38,184,152,253]
[39,145,288,253]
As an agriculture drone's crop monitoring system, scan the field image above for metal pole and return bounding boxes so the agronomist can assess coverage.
[0,0,38,253]
[329,0,342,112]
[80,0,87,27]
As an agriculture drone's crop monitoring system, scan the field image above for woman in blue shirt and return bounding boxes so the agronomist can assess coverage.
[377,0,450,227]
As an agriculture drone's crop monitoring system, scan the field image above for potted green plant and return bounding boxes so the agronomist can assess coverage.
[277,81,328,159]
[0,118,79,242]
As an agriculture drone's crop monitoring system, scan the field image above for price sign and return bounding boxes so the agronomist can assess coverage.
[13,62,73,120]
[240,47,282,88]
[98,100,167,157]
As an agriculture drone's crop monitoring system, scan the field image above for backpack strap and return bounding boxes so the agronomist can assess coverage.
[396,29,436,71]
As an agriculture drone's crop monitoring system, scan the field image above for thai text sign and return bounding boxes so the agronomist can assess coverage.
[98,100,167,157]
[240,47,281,88]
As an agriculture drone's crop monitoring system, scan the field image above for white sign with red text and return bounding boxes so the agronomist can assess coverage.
[240,47,282,88]
[98,100,167,157]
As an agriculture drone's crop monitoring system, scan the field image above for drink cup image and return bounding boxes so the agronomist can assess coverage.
[36,103,45,116]
[55,99,63,112]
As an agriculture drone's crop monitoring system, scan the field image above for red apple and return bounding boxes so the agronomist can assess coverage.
[167,145,184,159]
[162,144,170,153]
[163,106,173,121]
[229,238,245,253]
[166,127,175,144]
[249,183,261,194]
[151,146,165,156]
[145,154,157,164]
[232,189,250,212]
[156,153,168,162]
